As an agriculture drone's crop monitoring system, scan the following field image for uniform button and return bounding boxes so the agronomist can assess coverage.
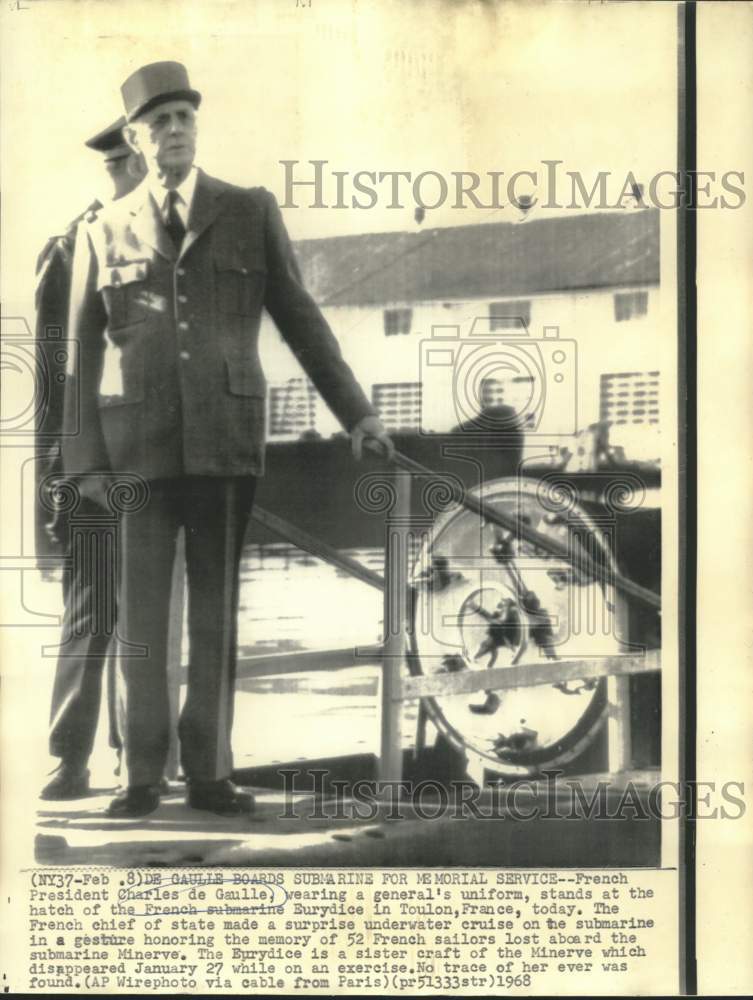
[178,320,189,331]
[177,267,186,276]
[178,294,188,303]
[179,350,191,361]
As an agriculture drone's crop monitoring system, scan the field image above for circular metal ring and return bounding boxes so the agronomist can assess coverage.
[408,475,619,779]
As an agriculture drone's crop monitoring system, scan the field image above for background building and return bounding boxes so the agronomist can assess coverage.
[260,207,660,461]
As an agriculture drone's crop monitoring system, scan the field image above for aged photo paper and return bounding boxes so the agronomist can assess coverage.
[695,2,753,995]
[0,0,751,995]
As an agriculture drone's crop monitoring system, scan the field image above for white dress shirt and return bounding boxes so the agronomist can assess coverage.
[150,166,198,240]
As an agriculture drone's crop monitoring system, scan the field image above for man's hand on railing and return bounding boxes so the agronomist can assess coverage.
[350,414,395,461]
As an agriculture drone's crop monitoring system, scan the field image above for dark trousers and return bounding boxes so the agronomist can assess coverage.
[48,502,121,766]
[117,476,255,787]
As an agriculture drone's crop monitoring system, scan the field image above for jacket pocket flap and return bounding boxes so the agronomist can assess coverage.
[214,246,265,275]
[98,260,150,290]
[225,357,266,397]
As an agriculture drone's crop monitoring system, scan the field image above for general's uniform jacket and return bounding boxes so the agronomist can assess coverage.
[63,170,374,481]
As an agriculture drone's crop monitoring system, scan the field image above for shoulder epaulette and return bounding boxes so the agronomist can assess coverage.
[35,199,103,277]
[82,199,103,225]
[67,198,103,234]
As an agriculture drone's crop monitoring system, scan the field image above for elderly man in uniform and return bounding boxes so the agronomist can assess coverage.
[38,118,146,799]
[64,62,392,818]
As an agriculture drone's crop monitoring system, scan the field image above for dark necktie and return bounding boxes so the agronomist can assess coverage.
[165,189,186,249]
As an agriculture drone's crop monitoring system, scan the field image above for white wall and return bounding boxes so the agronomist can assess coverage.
[259,284,661,451]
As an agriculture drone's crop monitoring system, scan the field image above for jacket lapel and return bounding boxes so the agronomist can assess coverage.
[125,170,224,263]
[129,189,176,263]
[179,170,224,261]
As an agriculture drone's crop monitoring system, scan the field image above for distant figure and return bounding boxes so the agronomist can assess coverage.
[449,383,524,482]
[564,420,621,472]
[37,117,146,801]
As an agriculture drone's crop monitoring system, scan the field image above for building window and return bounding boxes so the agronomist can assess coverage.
[600,371,660,426]
[489,300,531,331]
[614,290,649,322]
[373,382,422,432]
[268,378,318,438]
[384,308,412,336]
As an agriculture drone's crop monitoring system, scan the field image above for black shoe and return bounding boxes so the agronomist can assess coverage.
[187,778,255,816]
[106,785,161,818]
[40,764,90,800]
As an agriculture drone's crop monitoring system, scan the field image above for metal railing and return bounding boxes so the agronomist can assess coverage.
[164,449,661,783]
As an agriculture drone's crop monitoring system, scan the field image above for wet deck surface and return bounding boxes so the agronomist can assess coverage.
[35,773,660,869]
[19,556,660,868]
